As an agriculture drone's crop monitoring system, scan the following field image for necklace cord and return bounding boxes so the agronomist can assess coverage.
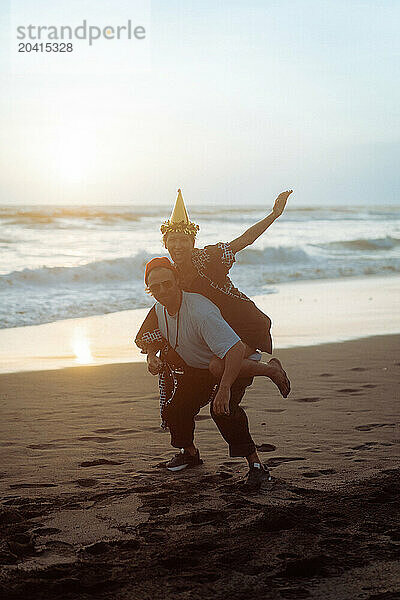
[164,305,180,350]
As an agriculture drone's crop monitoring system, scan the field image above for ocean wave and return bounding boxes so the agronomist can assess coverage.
[236,245,311,265]
[325,236,400,251]
[235,237,400,269]
[2,234,399,291]
[0,289,150,329]
[0,206,153,226]
[0,251,159,288]
[2,204,399,227]
[256,263,400,285]
[1,257,400,329]
[1,201,400,329]
[2,260,399,330]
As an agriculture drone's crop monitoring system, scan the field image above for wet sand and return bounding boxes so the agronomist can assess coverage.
[0,334,399,599]
[1,274,399,374]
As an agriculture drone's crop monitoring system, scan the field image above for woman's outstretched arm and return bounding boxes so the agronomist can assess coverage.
[229,189,292,254]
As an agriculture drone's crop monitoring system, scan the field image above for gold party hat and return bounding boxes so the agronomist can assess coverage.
[160,189,199,238]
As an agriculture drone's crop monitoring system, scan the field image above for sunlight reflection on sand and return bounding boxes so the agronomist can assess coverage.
[71,327,94,364]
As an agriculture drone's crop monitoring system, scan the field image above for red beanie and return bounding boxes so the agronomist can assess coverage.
[144,257,177,285]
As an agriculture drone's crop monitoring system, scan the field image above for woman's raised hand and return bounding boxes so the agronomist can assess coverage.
[272,190,293,218]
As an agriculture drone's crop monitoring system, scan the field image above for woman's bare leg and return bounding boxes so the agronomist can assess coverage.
[209,344,290,397]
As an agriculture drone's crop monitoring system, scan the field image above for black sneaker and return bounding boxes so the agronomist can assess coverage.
[244,463,272,491]
[166,448,203,472]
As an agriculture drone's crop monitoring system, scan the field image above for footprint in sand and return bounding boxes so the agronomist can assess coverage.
[141,531,167,543]
[293,397,320,403]
[42,542,76,561]
[7,533,34,557]
[362,384,377,389]
[93,427,121,434]
[75,478,98,487]
[77,436,116,443]
[113,429,140,436]
[137,522,164,535]
[350,367,368,372]
[355,423,396,432]
[189,509,226,526]
[117,399,137,404]
[27,443,56,450]
[265,409,286,413]
[137,491,172,516]
[81,539,140,556]
[256,443,277,452]
[302,469,336,478]
[79,459,122,467]
[138,505,170,516]
[9,483,58,489]
[201,472,233,483]
[33,527,62,536]
[319,373,334,377]
[131,483,154,492]
[338,388,361,393]
[248,506,302,533]
[351,442,379,450]
[267,457,306,468]
[140,490,171,502]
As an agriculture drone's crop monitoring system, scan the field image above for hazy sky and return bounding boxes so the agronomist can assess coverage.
[1,0,399,206]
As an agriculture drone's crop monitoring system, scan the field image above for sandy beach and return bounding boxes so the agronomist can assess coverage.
[0,333,399,599]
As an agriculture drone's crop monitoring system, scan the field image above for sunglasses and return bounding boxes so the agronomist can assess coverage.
[148,280,174,294]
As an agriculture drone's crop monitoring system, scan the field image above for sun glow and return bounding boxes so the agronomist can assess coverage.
[72,328,94,364]
[48,127,98,184]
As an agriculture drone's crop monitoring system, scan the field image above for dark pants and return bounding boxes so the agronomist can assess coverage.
[163,367,256,458]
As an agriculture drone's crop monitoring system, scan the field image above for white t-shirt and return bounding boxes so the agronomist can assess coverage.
[154,291,240,369]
